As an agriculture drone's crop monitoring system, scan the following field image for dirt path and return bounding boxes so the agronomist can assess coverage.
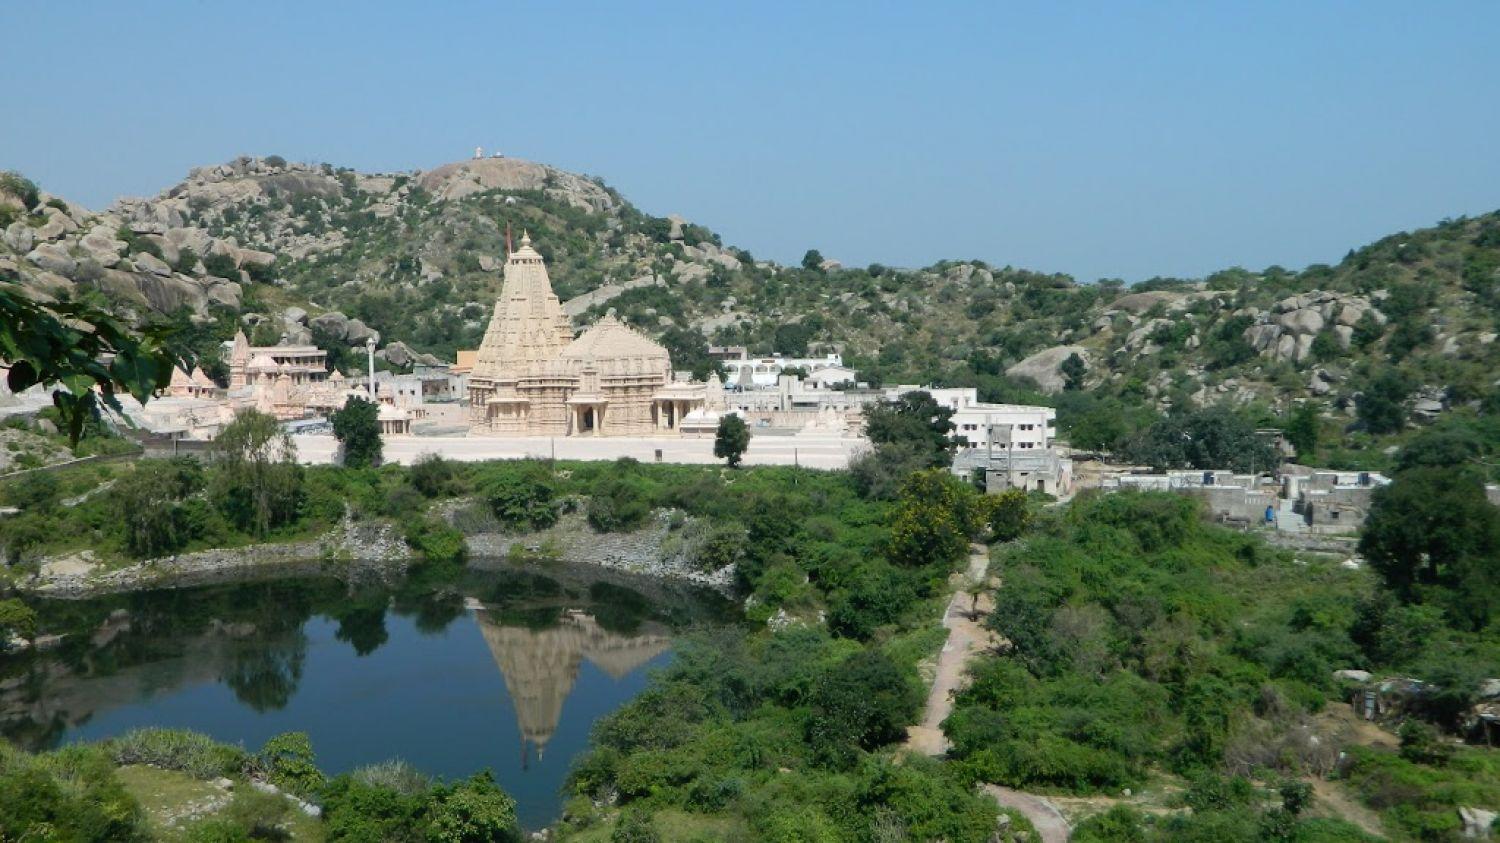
[1308,778,1386,839]
[903,544,1073,840]
[904,543,998,755]
[983,785,1072,843]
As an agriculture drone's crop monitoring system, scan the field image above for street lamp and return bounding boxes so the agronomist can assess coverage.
[365,336,377,402]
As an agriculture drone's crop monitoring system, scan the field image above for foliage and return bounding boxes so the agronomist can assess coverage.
[0,742,147,842]
[1121,406,1277,473]
[331,395,383,468]
[258,731,324,797]
[805,650,922,768]
[1061,352,1087,391]
[1359,466,1500,630]
[109,728,249,780]
[1285,402,1320,461]
[409,452,462,498]
[111,457,208,557]
[482,461,559,530]
[1357,368,1411,435]
[0,598,38,642]
[863,390,959,469]
[988,488,1031,541]
[0,280,186,444]
[713,414,750,468]
[587,470,653,533]
[426,773,520,843]
[210,410,304,537]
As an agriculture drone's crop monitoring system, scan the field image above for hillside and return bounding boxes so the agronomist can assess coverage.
[2,158,1498,462]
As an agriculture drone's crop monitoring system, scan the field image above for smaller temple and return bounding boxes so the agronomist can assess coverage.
[227,330,328,388]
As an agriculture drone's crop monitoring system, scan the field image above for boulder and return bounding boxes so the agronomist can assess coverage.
[1005,345,1089,394]
[1459,806,1497,839]
[343,318,379,345]
[1333,669,1373,683]
[79,226,126,265]
[1276,308,1325,336]
[25,244,75,276]
[711,252,742,271]
[206,281,242,309]
[379,341,415,368]
[1334,324,1354,350]
[310,311,350,339]
[163,226,214,257]
[3,221,34,253]
[283,323,312,345]
[239,248,275,268]
[132,251,172,277]
[283,306,308,325]
[1106,290,1181,314]
[478,254,497,272]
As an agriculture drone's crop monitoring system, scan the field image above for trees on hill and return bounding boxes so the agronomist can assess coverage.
[1121,406,1276,473]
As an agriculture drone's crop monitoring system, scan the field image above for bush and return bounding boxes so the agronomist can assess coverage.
[409,453,461,498]
[0,742,147,842]
[258,732,323,796]
[427,772,521,843]
[482,463,558,530]
[587,474,653,532]
[110,728,248,779]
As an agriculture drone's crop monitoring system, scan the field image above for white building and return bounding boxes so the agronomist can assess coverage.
[885,387,1056,452]
[724,353,851,389]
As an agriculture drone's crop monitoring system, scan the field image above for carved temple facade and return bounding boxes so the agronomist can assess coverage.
[467,233,725,437]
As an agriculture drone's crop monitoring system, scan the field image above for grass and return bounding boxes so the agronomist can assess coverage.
[564,808,754,842]
[116,765,325,842]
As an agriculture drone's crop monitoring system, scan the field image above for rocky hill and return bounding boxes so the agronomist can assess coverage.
[2,157,1498,460]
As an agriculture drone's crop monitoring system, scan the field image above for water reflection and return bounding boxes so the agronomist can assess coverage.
[0,563,731,828]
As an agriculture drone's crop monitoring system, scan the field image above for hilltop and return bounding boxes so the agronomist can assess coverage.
[2,157,1498,462]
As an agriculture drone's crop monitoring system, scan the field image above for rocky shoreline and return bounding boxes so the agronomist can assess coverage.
[19,504,734,598]
[20,516,411,599]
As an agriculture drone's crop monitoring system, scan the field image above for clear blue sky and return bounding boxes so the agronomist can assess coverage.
[4,1,1497,282]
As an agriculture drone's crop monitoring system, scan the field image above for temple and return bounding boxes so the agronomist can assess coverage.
[467,233,725,436]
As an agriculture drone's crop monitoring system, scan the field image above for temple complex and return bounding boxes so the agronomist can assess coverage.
[467,233,724,436]
[227,331,329,388]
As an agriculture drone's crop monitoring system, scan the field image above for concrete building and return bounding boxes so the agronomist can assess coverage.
[721,351,853,389]
[466,233,724,437]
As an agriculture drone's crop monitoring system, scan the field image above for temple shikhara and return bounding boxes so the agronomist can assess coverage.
[467,233,725,437]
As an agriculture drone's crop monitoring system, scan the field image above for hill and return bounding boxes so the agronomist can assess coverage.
[2,157,1498,464]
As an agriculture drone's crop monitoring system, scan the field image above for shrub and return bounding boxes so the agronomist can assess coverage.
[409,453,461,498]
[427,772,521,843]
[482,463,558,530]
[587,475,653,532]
[110,728,248,779]
[258,732,323,796]
[0,598,38,642]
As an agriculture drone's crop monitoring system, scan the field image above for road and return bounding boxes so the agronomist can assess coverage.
[292,432,866,469]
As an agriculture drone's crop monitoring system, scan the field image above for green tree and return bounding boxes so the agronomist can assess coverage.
[0,598,37,643]
[1359,467,1500,630]
[1,280,185,444]
[483,464,557,530]
[1122,406,1275,473]
[428,773,520,843]
[987,488,1031,542]
[806,650,921,769]
[1060,352,1087,391]
[713,414,750,468]
[1357,368,1410,435]
[1284,402,1319,461]
[886,469,976,569]
[331,396,383,469]
[258,732,323,797]
[801,249,825,271]
[211,410,304,537]
[112,458,207,557]
[864,390,959,468]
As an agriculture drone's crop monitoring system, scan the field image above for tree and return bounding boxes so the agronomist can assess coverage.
[806,650,921,768]
[886,470,977,570]
[428,773,520,843]
[1060,353,1087,391]
[713,414,750,468]
[864,390,959,468]
[211,410,303,537]
[331,396,383,469]
[0,598,37,643]
[112,458,207,557]
[987,488,1031,542]
[1,280,185,445]
[1121,406,1275,473]
[801,249,825,271]
[1284,402,1319,461]
[1357,368,1410,435]
[1359,467,1500,630]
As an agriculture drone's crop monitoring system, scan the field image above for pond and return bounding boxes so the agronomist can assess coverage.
[0,560,734,830]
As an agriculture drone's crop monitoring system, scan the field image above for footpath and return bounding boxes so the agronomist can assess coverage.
[904,542,1071,843]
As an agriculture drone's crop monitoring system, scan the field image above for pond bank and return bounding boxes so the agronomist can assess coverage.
[18,505,733,598]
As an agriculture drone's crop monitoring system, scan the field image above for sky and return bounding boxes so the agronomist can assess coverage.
[4,1,1498,283]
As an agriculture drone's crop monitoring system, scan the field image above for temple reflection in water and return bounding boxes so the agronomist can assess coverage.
[471,604,670,765]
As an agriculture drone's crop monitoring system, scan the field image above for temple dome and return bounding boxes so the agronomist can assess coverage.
[561,312,670,372]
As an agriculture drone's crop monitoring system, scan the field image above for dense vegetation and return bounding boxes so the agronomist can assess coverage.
[946,478,1500,840]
